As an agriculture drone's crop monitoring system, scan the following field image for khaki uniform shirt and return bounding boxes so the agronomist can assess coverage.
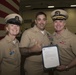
[53,28,76,65]
[0,35,21,75]
[20,25,51,62]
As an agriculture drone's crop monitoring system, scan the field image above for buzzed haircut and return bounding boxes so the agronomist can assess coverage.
[35,12,47,19]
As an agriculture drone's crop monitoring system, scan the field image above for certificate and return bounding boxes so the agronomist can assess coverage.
[42,45,60,69]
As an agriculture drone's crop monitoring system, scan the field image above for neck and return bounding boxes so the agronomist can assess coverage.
[8,34,16,40]
[56,29,65,34]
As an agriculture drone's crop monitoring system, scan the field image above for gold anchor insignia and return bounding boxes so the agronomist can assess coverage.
[15,16,19,21]
[55,11,60,16]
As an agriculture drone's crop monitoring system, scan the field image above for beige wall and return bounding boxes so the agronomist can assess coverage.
[20,8,76,34]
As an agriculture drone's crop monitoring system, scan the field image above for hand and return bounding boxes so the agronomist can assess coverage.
[56,65,67,71]
[30,39,42,52]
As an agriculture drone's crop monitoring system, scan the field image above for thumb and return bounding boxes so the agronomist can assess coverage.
[32,39,38,44]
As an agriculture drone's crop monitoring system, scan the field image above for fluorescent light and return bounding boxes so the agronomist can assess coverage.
[71,5,76,7]
[25,5,31,7]
[48,6,54,8]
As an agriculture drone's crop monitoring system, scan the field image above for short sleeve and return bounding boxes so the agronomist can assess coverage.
[19,31,30,47]
[70,36,76,55]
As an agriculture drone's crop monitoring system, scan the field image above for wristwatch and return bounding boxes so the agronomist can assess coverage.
[65,65,69,70]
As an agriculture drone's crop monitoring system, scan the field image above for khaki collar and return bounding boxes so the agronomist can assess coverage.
[53,28,70,38]
[33,25,47,35]
[4,35,18,43]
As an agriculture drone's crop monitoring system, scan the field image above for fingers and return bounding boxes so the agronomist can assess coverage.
[32,39,38,44]
[32,39,42,46]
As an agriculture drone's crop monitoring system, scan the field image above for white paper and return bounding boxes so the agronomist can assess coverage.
[42,46,60,69]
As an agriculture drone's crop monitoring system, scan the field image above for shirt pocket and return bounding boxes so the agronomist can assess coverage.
[3,49,17,63]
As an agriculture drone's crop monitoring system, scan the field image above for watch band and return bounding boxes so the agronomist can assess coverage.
[65,65,69,70]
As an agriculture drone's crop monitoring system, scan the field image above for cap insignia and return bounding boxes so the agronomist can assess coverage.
[55,11,60,16]
[15,16,19,21]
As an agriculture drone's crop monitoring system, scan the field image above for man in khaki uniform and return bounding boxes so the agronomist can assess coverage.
[51,9,76,75]
[20,12,52,75]
[0,13,23,75]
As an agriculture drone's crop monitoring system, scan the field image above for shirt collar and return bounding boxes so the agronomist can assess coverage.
[53,28,70,38]
[33,25,46,35]
[5,35,18,43]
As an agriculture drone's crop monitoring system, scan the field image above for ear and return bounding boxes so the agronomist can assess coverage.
[64,20,66,26]
[5,26,9,31]
[64,20,66,25]
[35,20,36,23]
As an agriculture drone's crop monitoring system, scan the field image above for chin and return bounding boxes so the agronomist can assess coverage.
[13,34,18,36]
[41,28,45,30]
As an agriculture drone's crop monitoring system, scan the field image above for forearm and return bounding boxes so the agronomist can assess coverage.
[19,47,32,56]
[67,58,76,69]
[19,43,42,56]
[57,58,76,71]
[20,47,41,56]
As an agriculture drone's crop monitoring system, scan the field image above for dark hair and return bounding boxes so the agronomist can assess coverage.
[35,12,47,19]
[31,21,35,27]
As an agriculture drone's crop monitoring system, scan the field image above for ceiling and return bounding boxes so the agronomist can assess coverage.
[20,0,76,11]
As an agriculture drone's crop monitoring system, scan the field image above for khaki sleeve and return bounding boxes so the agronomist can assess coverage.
[0,42,4,72]
[20,31,30,47]
[70,36,76,55]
